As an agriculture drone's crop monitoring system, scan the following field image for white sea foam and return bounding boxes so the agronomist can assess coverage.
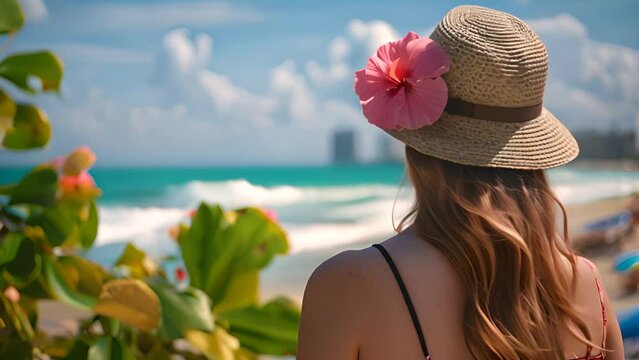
[550,170,639,205]
[163,179,397,208]
[96,206,186,255]
[95,171,639,256]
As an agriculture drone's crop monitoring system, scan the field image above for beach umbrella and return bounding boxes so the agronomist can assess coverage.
[614,251,639,273]
[619,306,639,339]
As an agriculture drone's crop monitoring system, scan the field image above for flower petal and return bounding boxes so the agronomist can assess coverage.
[406,38,450,80]
[400,77,448,129]
[362,87,407,130]
[354,68,396,102]
[393,32,421,80]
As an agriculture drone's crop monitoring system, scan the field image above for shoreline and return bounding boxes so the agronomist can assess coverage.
[39,194,639,335]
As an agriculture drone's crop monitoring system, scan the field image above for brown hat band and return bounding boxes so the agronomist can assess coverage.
[445,98,543,123]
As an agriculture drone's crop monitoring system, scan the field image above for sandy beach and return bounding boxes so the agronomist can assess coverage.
[38,194,639,338]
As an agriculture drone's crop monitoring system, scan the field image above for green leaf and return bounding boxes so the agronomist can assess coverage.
[148,279,214,340]
[0,338,31,359]
[0,233,23,265]
[185,327,239,360]
[217,297,300,356]
[0,89,16,133]
[27,207,75,247]
[2,104,51,150]
[0,0,24,34]
[213,270,258,315]
[58,255,108,297]
[3,236,39,285]
[0,51,63,93]
[0,166,57,206]
[93,279,160,331]
[42,255,96,311]
[227,208,289,273]
[87,337,133,360]
[114,243,159,278]
[80,200,99,248]
[179,203,226,289]
[63,340,89,360]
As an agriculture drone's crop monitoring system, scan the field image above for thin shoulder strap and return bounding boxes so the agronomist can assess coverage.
[581,257,608,349]
[372,243,429,358]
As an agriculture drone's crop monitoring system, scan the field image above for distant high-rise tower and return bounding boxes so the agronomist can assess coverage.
[332,129,356,163]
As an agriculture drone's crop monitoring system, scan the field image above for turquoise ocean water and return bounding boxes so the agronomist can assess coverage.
[4,163,639,299]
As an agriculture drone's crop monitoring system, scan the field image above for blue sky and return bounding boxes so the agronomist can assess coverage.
[1,0,638,166]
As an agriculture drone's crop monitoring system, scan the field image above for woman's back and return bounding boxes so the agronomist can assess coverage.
[297,227,624,359]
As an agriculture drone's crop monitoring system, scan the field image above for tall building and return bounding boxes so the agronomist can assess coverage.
[332,129,356,163]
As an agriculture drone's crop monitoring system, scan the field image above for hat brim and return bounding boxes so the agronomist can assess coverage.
[385,107,579,170]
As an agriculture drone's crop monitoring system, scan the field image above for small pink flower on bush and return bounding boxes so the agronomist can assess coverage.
[175,267,187,282]
[63,145,96,176]
[188,209,197,219]
[59,172,101,202]
[354,32,450,130]
[49,156,65,171]
[260,208,278,222]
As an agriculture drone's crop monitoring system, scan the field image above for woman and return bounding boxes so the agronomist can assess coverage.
[297,5,624,360]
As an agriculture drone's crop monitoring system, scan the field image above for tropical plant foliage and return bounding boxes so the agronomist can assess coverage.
[0,1,300,359]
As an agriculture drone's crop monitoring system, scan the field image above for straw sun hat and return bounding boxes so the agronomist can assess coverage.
[354,5,579,170]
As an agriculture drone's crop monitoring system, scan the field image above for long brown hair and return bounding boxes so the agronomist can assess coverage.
[400,146,600,359]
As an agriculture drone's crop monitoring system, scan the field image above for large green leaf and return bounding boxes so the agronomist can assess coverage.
[88,337,134,360]
[93,279,160,331]
[42,255,96,311]
[217,297,300,356]
[0,89,16,133]
[0,233,23,265]
[0,51,63,93]
[0,0,24,34]
[179,204,289,310]
[27,207,75,247]
[179,203,226,289]
[0,166,57,206]
[226,208,288,274]
[148,279,214,340]
[2,104,51,150]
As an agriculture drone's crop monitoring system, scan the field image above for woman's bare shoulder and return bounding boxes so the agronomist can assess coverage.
[305,246,381,295]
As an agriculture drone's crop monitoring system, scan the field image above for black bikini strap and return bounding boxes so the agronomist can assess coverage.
[372,243,429,358]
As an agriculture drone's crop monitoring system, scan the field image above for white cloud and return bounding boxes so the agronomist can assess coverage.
[270,60,318,123]
[151,29,276,126]
[20,0,47,22]
[529,14,639,129]
[305,19,400,91]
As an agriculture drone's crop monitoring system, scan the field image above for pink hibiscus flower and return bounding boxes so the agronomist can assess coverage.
[354,32,450,130]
